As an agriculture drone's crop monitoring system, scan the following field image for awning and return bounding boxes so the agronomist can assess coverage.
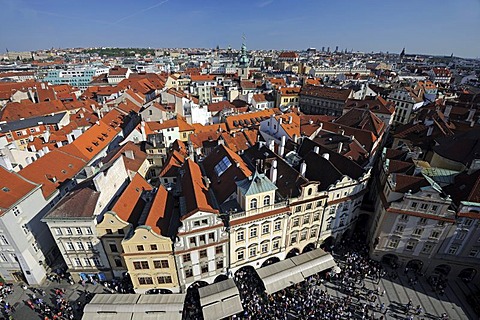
[290,248,337,278]
[256,259,304,295]
[198,278,243,320]
[256,248,337,295]
[82,293,186,320]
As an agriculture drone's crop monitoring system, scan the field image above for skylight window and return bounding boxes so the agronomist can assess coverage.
[2,187,10,192]
[214,156,232,177]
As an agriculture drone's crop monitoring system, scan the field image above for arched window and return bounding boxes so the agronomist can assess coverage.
[264,195,271,206]
[250,198,257,209]
[308,188,313,196]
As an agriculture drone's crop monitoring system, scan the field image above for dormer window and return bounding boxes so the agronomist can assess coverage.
[250,198,257,209]
[263,195,270,206]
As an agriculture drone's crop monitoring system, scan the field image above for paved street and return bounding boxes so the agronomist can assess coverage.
[330,254,479,320]
[0,278,106,320]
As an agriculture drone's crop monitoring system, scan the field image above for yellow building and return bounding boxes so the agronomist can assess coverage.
[276,86,301,108]
[121,185,180,293]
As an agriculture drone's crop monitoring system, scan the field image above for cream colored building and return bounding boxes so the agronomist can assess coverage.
[123,226,179,293]
[229,171,290,272]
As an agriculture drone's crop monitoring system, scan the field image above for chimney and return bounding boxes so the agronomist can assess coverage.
[318,123,323,131]
[288,116,293,124]
[309,119,313,125]
[339,129,345,135]
[270,160,278,184]
[322,153,330,161]
[293,134,298,143]
[268,139,275,151]
[124,150,135,159]
[300,161,307,176]
[279,117,283,125]
[314,146,320,154]
[337,142,343,153]
[444,105,452,117]
[279,136,286,157]
[467,109,476,122]
[427,126,434,136]
[29,145,36,152]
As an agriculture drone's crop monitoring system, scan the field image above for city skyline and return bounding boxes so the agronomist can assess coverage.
[1,0,479,58]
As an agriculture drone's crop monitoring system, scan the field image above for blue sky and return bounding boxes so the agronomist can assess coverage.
[1,0,479,58]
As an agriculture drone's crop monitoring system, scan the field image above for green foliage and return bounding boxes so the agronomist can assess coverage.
[82,47,153,57]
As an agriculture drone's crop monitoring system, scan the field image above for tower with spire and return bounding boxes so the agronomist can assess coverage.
[237,35,250,80]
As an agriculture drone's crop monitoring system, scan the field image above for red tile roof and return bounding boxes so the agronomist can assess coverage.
[180,159,218,219]
[19,149,87,198]
[112,173,152,224]
[0,167,39,214]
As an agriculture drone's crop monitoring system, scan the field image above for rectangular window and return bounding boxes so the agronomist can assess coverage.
[154,260,169,268]
[137,245,144,251]
[295,206,301,213]
[419,218,428,224]
[456,231,467,240]
[199,249,207,258]
[273,240,280,250]
[261,243,268,253]
[274,221,281,231]
[216,259,224,270]
[76,227,83,235]
[413,228,423,236]
[292,218,299,227]
[185,268,193,278]
[86,227,93,235]
[405,240,416,251]
[306,203,312,210]
[157,275,172,284]
[400,214,409,221]
[74,258,82,267]
[395,225,405,233]
[262,224,270,234]
[106,229,112,234]
[84,258,92,266]
[109,243,118,253]
[430,205,438,213]
[290,233,298,245]
[76,242,84,250]
[313,212,320,221]
[250,227,257,238]
[420,203,428,211]
[54,228,62,235]
[66,242,74,250]
[387,239,399,248]
[249,246,257,257]
[448,246,458,255]
[201,264,209,274]
[133,261,149,270]
[12,206,21,216]
[150,244,158,251]
[138,277,153,285]
[215,245,223,254]
[464,219,474,227]
[86,242,93,250]
[411,202,418,209]
[199,235,206,244]
[422,243,433,254]
[208,232,215,241]
[237,250,244,261]
[300,230,307,241]
[237,230,245,242]
[310,228,317,239]
[183,254,191,263]
[303,214,310,224]
[0,253,7,262]
[66,227,73,235]
[189,237,197,245]
[430,231,440,239]
[469,249,478,257]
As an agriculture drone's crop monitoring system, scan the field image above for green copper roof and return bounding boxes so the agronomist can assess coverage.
[236,171,277,196]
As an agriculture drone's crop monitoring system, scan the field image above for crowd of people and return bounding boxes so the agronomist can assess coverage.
[229,231,452,320]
